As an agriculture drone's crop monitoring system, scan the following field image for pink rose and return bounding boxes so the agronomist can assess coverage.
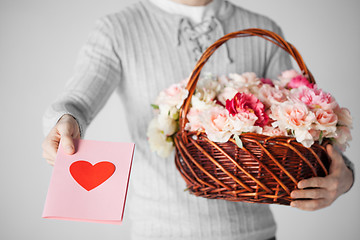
[287,75,314,89]
[226,92,268,127]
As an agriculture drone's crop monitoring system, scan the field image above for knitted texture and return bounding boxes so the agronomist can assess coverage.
[43,1,293,239]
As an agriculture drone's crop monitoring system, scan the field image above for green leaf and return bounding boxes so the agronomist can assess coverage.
[319,130,323,145]
[233,135,243,149]
[172,111,179,120]
[151,104,159,110]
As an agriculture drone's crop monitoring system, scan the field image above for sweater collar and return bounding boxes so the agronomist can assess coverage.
[141,0,235,29]
[141,0,234,63]
[149,0,220,24]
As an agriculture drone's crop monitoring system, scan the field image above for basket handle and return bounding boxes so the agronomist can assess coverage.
[179,28,315,132]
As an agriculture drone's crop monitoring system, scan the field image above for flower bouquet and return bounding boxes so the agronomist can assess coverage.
[148,71,352,158]
[147,29,353,204]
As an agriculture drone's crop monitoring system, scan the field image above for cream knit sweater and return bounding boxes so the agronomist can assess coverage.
[43,1,293,239]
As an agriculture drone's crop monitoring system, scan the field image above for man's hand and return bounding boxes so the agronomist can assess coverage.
[290,144,354,211]
[42,114,81,166]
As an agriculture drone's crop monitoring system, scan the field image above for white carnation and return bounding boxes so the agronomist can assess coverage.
[147,118,174,158]
[157,112,177,136]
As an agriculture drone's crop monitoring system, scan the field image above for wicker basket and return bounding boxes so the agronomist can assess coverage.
[174,28,331,205]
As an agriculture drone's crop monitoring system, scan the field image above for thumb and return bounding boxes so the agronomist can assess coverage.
[60,132,76,155]
[327,144,342,173]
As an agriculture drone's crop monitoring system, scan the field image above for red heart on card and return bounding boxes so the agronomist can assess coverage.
[69,160,116,191]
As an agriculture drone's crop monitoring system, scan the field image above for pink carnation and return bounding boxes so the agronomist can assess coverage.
[281,69,300,79]
[271,101,315,129]
[260,78,274,86]
[185,108,204,132]
[258,84,287,107]
[217,87,238,105]
[294,87,338,110]
[315,109,337,127]
[314,109,338,136]
[335,126,352,151]
[262,125,286,137]
[334,106,352,127]
[202,107,232,142]
[228,111,260,135]
[155,83,189,108]
[287,75,314,89]
[226,92,269,127]
[270,101,316,147]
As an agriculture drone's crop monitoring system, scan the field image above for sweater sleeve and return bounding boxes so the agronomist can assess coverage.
[342,153,355,191]
[42,17,122,136]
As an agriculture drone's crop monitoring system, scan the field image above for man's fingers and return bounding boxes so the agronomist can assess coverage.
[291,188,329,200]
[42,136,59,161]
[42,150,54,165]
[326,144,341,158]
[327,144,344,174]
[42,148,56,162]
[290,199,330,211]
[298,177,326,189]
[42,114,80,166]
[44,156,55,166]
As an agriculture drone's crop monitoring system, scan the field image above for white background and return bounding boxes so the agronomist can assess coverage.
[0,0,359,239]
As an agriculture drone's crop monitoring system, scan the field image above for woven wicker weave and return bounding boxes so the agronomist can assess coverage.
[174,28,331,205]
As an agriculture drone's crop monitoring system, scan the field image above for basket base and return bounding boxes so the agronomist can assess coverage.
[175,132,331,205]
[187,186,292,205]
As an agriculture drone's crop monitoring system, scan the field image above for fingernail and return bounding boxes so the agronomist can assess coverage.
[65,145,73,153]
[290,202,297,208]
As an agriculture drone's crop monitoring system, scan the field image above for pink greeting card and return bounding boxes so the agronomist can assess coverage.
[42,139,135,225]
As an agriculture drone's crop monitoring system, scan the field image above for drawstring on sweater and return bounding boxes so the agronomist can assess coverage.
[177,17,233,64]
